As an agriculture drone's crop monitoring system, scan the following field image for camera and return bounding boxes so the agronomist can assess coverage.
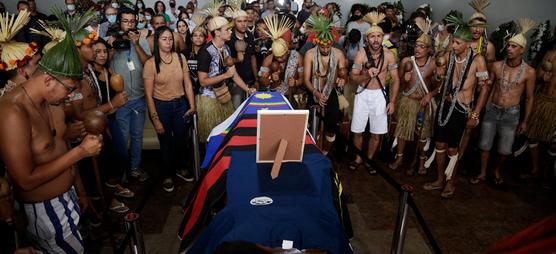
[109,27,139,50]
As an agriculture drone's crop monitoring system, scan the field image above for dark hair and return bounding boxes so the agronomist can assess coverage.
[154,1,166,13]
[347,29,361,45]
[326,3,341,19]
[93,38,112,68]
[144,8,155,17]
[244,5,254,11]
[347,4,367,24]
[409,11,427,22]
[17,1,29,9]
[176,19,192,50]
[153,26,174,73]
[178,10,189,20]
[135,0,144,9]
[379,17,393,34]
[118,7,137,25]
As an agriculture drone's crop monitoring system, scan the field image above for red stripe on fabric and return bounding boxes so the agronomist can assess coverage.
[234,119,257,128]
[181,132,314,238]
[181,156,231,238]
[208,136,256,168]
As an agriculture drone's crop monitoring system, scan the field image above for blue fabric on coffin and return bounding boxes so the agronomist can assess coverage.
[201,92,293,168]
[188,151,353,254]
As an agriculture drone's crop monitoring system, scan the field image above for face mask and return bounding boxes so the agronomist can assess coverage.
[438,24,445,32]
[137,22,145,29]
[137,3,143,8]
[111,2,119,9]
[107,14,117,24]
[145,15,152,21]
[67,4,76,11]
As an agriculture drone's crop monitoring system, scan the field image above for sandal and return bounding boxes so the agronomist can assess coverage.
[417,166,427,176]
[349,161,361,171]
[494,177,504,185]
[114,185,135,198]
[109,200,129,214]
[440,187,455,199]
[365,162,377,175]
[423,182,443,191]
[469,176,486,185]
[388,160,402,170]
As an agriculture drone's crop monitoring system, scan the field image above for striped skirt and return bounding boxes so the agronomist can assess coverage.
[23,187,83,254]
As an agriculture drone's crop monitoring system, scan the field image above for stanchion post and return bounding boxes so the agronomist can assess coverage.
[192,113,201,181]
[124,213,146,254]
[391,185,412,254]
[310,106,318,138]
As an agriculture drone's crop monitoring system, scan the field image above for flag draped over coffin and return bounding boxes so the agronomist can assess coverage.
[177,92,351,253]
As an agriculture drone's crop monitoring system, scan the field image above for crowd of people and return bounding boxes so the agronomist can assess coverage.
[0,0,555,252]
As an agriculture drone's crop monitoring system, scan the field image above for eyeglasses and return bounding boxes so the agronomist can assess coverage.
[52,75,77,94]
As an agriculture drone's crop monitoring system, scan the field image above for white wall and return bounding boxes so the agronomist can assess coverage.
[6,0,556,32]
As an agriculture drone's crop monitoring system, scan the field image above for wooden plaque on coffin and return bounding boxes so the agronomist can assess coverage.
[256,110,309,179]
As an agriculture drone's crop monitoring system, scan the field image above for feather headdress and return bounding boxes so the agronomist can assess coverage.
[468,0,490,27]
[305,13,338,47]
[263,15,293,57]
[30,20,66,53]
[0,10,39,71]
[38,6,91,79]
[508,18,536,48]
[415,19,433,47]
[445,13,473,42]
[204,1,223,18]
[363,11,386,35]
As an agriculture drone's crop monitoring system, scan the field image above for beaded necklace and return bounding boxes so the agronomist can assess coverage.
[500,58,525,92]
[437,48,473,127]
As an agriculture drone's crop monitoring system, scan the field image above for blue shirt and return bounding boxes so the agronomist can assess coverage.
[110,37,151,100]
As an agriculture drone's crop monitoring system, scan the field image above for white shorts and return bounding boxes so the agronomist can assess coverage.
[351,89,388,134]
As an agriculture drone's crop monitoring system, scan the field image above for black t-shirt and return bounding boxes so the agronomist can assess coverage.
[254,38,273,68]
[197,44,214,74]
[226,29,256,84]
[184,47,200,94]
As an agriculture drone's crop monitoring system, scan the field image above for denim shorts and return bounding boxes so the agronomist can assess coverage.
[478,103,520,155]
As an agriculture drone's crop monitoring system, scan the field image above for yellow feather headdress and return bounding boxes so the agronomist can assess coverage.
[508,18,536,48]
[415,19,433,47]
[30,20,66,53]
[0,10,39,71]
[263,15,293,57]
[204,1,224,18]
[468,0,490,27]
[363,11,386,35]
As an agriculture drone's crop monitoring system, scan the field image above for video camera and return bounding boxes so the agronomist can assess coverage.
[107,25,139,50]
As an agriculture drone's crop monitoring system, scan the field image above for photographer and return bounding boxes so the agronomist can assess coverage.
[108,7,151,182]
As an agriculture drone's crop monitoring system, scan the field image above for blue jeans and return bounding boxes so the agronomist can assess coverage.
[154,97,190,177]
[116,97,146,170]
[478,103,520,155]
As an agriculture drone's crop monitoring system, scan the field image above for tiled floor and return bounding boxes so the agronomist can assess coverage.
[85,145,555,254]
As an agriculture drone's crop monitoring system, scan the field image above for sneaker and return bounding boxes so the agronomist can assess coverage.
[162,178,174,192]
[130,169,149,182]
[176,170,195,182]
